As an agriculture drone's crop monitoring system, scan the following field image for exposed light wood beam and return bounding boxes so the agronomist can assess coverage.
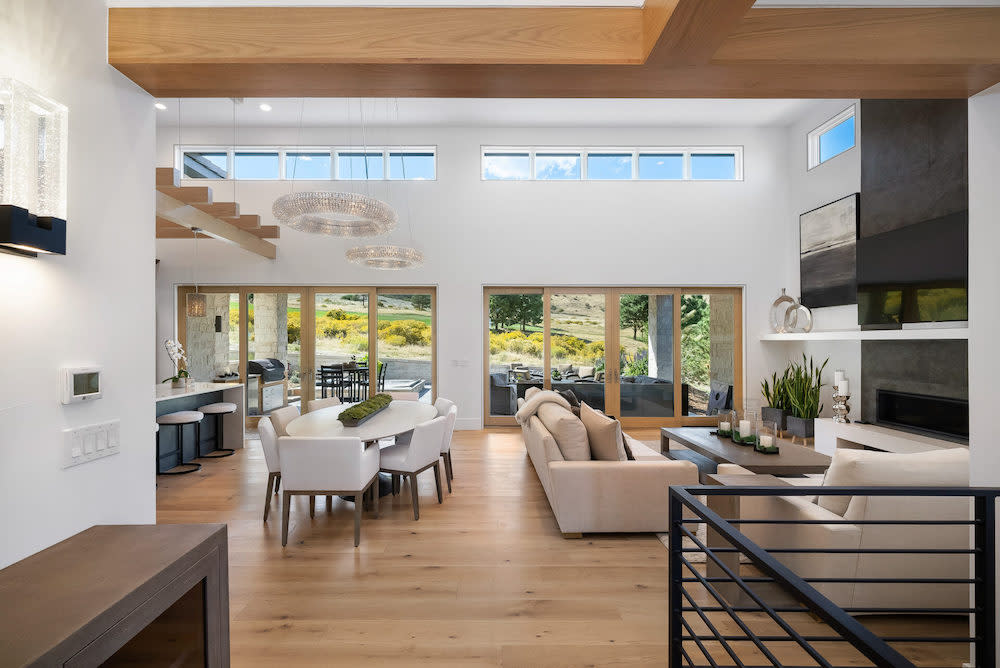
[156,191,277,259]
[114,61,1000,100]
[157,185,212,205]
[156,167,180,187]
[156,220,279,240]
[645,0,756,65]
[109,6,648,66]
[715,8,1000,65]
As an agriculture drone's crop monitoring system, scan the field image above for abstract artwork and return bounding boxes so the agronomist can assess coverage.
[799,193,859,308]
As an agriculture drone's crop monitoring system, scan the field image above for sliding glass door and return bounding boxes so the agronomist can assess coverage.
[178,285,435,426]
[484,286,742,427]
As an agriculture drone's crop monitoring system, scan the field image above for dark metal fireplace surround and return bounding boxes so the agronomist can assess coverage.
[876,389,969,442]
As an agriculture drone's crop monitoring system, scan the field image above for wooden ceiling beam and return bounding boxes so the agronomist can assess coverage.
[715,8,1000,65]
[108,6,648,66]
[156,219,279,240]
[645,0,756,65]
[156,191,277,259]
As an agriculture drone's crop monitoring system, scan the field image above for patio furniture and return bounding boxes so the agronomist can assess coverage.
[318,364,344,400]
[377,361,387,392]
[490,372,516,415]
[248,358,289,414]
[706,381,734,415]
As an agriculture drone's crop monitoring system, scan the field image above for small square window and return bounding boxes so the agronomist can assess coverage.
[389,152,435,180]
[338,152,384,179]
[587,153,632,180]
[483,152,530,180]
[535,153,581,180]
[183,151,228,179]
[638,153,683,180]
[234,152,280,179]
[285,152,331,179]
[690,153,737,180]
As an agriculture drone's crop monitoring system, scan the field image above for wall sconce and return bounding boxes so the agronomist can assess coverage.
[0,78,68,258]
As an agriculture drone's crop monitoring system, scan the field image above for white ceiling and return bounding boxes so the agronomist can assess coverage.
[155,97,828,129]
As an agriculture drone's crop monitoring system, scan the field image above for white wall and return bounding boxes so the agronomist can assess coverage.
[155,122,797,428]
[0,0,156,567]
[968,84,1000,486]
[776,100,863,420]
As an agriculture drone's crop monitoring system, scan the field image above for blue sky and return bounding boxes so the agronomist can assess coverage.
[819,116,856,163]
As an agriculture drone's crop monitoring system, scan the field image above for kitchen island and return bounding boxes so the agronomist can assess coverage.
[156,382,244,470]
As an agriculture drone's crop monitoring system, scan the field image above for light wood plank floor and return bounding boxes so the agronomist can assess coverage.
[157,427,970,667]
[157,428,670,667]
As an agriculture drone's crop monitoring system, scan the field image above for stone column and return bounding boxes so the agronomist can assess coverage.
[709,294,735,388]
[252,293,288,361]
[185,293,231,380]
[648,295,673,381]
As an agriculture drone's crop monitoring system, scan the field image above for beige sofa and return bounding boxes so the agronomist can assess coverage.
[518,398,699,536]
[718,447,971,611]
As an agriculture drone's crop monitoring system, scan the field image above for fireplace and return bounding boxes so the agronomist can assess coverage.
[876,389,969,442]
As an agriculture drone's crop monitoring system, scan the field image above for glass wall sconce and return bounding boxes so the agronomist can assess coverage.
[0,78,68,257]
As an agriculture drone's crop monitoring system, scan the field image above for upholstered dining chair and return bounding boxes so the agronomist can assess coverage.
[386,391,420,401]
[378,416,448,520]
[268,405,300,437]
[433,398,458,493]
[258,416,281,522]
[306,396,342,412]
[277,435,380,547]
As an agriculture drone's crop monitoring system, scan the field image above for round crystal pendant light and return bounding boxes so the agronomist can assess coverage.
[272,191,398,237]
[346,245,424,270]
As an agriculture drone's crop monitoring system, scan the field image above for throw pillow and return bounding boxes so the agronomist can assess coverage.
[580,403,627,461]
[536,402,591,461]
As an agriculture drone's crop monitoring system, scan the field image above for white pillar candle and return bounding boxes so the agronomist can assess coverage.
[739,419,751,435]
[718,421,731,431]
[759,434,774,447]
[838,380,849,395]
[834,370,845,384]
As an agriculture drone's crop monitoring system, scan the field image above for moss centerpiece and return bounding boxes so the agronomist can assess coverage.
[338,393,393,427]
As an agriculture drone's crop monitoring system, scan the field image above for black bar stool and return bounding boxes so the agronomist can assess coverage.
[196,402,238,458]
[156,410,204,475]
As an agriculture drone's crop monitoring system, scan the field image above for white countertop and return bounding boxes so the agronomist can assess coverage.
[155,382,244,402]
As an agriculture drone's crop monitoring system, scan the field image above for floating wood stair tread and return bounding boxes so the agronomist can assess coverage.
[154,168,278,257]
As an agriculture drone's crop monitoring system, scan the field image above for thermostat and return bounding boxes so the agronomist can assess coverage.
[62,366,103,404]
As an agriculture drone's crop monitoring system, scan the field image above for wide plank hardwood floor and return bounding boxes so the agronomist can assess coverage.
[157,427,670,667]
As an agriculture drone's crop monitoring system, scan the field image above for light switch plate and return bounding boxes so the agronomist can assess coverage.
[63,419,120,468]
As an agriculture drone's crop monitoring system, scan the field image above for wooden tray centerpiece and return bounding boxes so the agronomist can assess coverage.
[338,393,393,427]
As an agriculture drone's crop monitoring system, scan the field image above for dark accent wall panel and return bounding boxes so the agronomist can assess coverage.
[860,99,968,238]
[860,340,968,424]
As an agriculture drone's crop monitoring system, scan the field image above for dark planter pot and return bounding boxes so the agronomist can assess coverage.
[786,415,815,439]
[338,403,389,427]
[761,406,788,431]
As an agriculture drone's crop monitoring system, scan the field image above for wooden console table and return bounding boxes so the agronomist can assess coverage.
[661,427,830,481]
[0,524,229,667]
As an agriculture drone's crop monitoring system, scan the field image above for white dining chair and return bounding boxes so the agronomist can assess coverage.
[306,396,342,412]
[277,435,380,547]
[268,405,300,437]
[435,401,458,493]
[258,416,280,522]
[378,416,448,520]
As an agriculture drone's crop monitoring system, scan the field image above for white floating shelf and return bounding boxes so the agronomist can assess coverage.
[760,327,969,342]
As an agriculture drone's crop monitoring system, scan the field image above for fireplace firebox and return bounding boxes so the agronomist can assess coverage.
[876,389,968,442]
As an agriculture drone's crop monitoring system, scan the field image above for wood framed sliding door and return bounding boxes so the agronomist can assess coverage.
[484,286,743,428]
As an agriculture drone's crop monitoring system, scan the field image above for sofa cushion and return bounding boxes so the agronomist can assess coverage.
[580,403,627,461]
[525,386,541,400]
[818,447,970,516]
[577,365,595,379]
[625,437,664,462]
[557,363,574,375]
[537,402,591,461]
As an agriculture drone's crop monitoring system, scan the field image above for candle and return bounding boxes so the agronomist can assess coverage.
[838,380,849,396]
[718,421,730,431]
[759,434,774,447]
[739,419,751,436]
[834,370,845,384]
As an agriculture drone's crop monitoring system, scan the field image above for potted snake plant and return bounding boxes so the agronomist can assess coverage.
[785,354,828,439]
[761,368,791,431]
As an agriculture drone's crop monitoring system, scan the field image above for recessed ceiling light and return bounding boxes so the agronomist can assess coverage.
[154,102,167,110]
[259,103,272,112]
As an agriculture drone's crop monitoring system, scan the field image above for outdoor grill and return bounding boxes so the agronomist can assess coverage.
[248,358,286,382]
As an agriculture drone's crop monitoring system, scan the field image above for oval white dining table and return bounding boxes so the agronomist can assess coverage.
[285,400,437,441]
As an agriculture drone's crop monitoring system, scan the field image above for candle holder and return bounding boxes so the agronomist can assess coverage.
[734,410,758,447]
[832,393,851,424]
[716,411,733,438]
[756,420,780,454]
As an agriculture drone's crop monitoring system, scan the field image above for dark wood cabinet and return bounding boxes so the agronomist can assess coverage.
[0,524,229,668]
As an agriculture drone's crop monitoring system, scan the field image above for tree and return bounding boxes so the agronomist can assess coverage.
[411,294,431,311]
[681,295,709,328]
[619,294,649,340]
[514,294,543,332]
[489,294,543,332]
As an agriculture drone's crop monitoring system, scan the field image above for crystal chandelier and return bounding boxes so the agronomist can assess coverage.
[272,191,397,237]
[346,245,424,270]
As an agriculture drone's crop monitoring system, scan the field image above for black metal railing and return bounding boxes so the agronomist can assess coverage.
[669,486,998,668]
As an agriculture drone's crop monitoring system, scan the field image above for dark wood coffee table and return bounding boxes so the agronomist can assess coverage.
[661,426,830,481]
